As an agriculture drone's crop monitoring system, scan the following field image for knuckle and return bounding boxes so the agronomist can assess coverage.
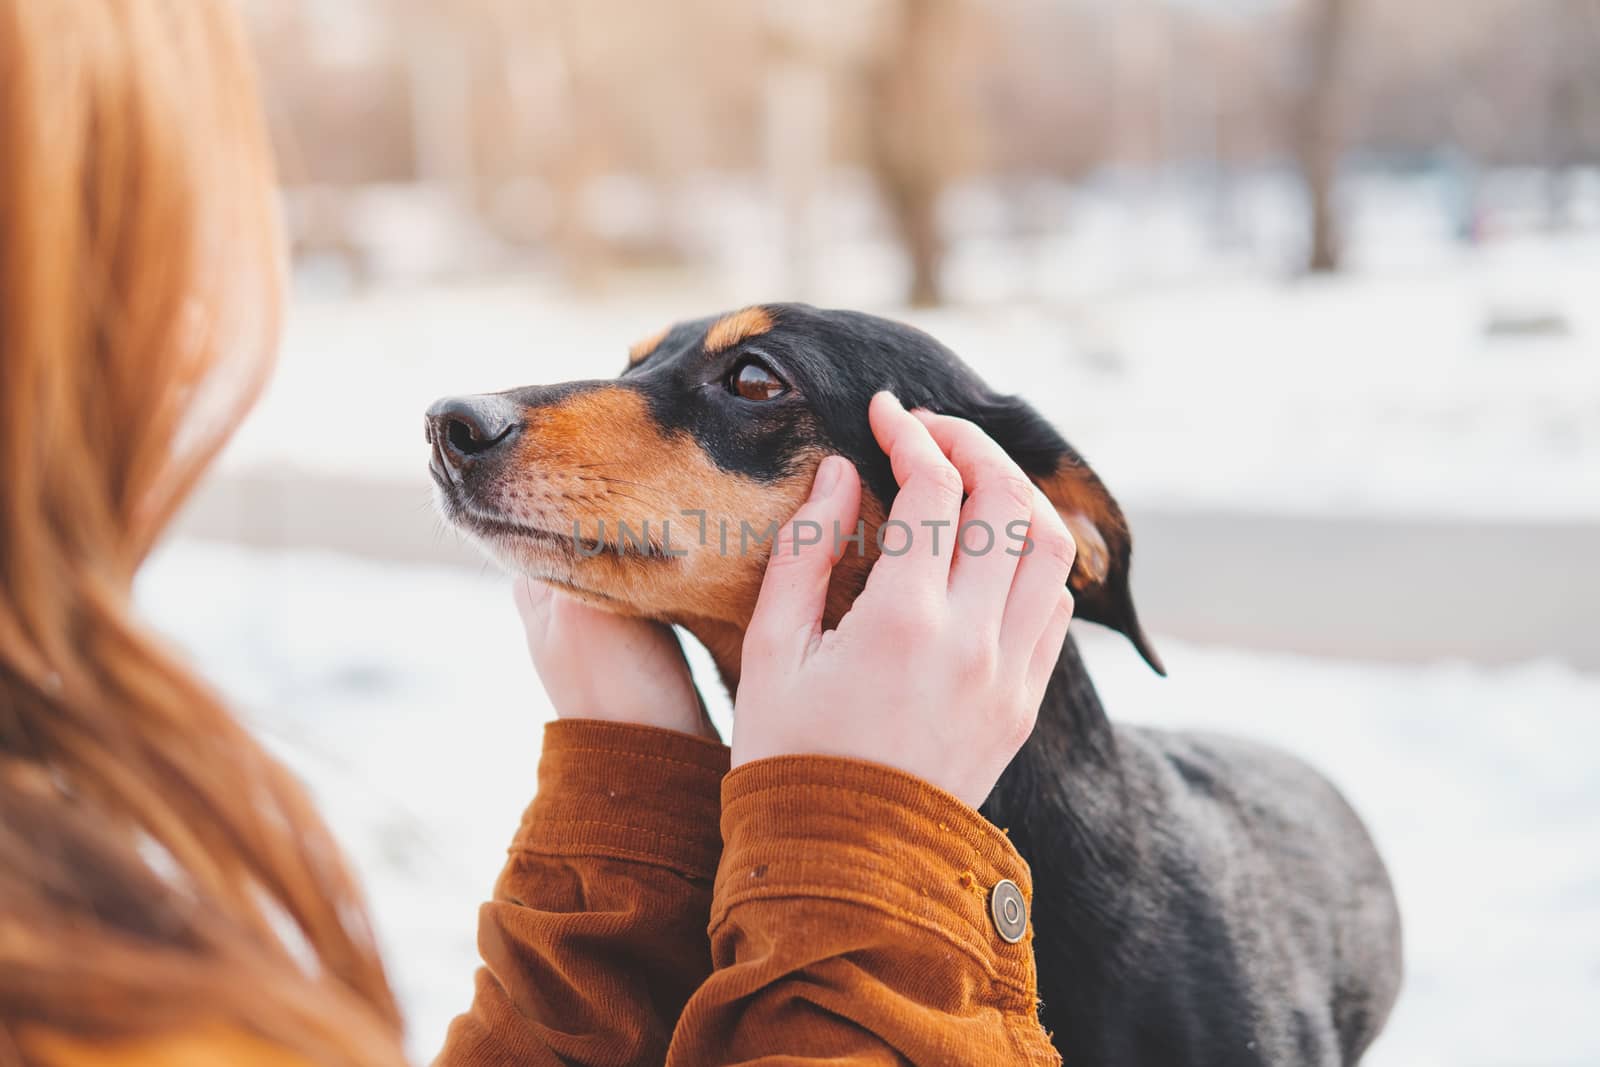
[914,460,965,503]
[769,533,820,566]
[954,633,999,680]
[991,472,1035,513]
[889,605,940,644]
[940,422,980,459]
[1037,526,1077,571]
[766,539,805,567]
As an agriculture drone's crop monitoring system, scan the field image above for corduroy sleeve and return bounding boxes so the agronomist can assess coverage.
[666,756,1062,1066]
[435,719,729,1067]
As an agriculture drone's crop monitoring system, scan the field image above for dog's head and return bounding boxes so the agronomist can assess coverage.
[427,303,1162,680]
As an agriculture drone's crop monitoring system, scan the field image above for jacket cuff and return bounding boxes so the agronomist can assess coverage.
[513,720,730,880]
[716,756,1039,995]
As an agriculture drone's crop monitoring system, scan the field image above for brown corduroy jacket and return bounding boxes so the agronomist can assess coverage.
[31,720,1061,1066]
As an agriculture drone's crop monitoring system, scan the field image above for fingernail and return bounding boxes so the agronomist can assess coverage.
[875,390,903,411]
[810,456,843,500]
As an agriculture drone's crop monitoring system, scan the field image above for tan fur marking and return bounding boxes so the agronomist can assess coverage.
[1028,453,1160,671]
[464,387,895,692]
[820,487,887,630]
[1059,512,1111,589]
[627,325,671,366]
[1033,460,1125,593]
[704,306,775,354]
[479,387,817,654]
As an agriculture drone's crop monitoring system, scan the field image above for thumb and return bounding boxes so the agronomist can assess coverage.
[745,456,861,659]
[513,575,554,634]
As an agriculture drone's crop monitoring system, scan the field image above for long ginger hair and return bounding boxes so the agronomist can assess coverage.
[0,2,406,1064]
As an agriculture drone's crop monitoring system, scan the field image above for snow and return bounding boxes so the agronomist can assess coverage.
[137,539,1600,1066]
[222,175,1599,521]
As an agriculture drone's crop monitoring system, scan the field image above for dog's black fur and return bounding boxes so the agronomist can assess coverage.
[429,303,1404,1066]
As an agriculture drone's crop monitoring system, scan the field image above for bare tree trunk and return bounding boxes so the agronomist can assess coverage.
[1294,0,1353,274]
[762,8,834,301]
[547,0,608,291]
[1540,0,1600,232]
[864,0,958,307]
[875,160,943,308]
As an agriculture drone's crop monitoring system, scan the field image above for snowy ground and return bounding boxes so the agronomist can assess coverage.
[138,540,1600,1067]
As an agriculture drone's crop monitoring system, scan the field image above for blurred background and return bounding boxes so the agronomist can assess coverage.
[147,0,1598,1063]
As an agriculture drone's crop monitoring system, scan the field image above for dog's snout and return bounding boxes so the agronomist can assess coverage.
[426,395,521,470]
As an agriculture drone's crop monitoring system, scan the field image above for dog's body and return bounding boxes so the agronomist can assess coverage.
[427,303,1402,1065]
[988,642,1402,1064]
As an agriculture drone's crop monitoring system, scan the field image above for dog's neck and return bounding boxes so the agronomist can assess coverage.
[684,618,748,693]
[982,636,1128,829]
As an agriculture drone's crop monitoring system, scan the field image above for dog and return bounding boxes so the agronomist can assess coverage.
[426,303,1403,1065]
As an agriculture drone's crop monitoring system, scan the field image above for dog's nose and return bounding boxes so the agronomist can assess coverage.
[426,394,521,470]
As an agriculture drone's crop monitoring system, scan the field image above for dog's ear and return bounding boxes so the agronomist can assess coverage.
[956,392,1165,675]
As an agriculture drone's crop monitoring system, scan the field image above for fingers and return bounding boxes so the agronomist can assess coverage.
[744,455,862,661]
[513,573,550,615]
[1024,586,1076,699]
[861,392,965,599]
[910,410,1034,622]
[1000,486,1078,653]
[513,575,554,638]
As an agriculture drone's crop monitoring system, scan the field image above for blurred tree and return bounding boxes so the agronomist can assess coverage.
[861,0,977,307]
[238,0,1598,292]
[1293,0,1354,273]
[1539,0,1600,230]
[544,0,611,289]
[761,1,842,298]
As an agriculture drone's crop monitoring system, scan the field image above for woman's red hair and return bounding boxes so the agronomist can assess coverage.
[0,2,406,1063]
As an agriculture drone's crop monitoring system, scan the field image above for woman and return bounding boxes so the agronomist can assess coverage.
[0,4,1075,1065]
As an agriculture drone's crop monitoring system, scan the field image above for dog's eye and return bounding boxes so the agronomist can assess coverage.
[727,358,787,402]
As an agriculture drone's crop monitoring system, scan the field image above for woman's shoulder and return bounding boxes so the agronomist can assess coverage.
[25,1026,314,1067]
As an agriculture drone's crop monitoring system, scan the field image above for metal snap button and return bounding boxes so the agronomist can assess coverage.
[989,878,1027,943]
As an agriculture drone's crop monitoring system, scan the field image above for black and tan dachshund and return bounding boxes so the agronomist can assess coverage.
[426,303,1403,1066]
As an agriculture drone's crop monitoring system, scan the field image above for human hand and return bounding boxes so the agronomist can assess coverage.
[513,577,717,739]
[731,392,1077,808]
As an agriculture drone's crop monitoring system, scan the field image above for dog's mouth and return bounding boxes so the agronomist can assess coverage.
[431,466,677,564]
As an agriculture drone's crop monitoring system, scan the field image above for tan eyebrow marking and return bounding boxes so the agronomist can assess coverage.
[704,306,775,355]
[627,325,671,366]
